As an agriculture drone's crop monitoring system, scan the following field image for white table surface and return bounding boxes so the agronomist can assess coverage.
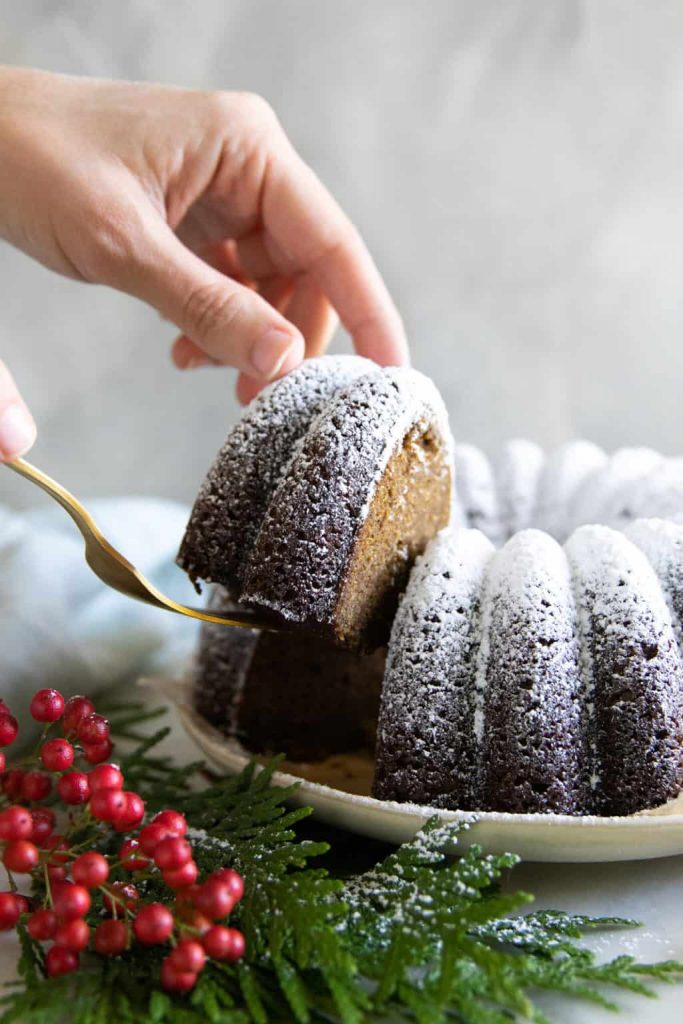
[0,701,680,1023]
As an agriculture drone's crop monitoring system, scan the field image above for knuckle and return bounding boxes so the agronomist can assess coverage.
[79,198,140,283]
[182,281,245,345]
[234,91,278,131]
[204,90,278,135]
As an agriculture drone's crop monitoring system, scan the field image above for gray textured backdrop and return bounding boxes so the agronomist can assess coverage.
[2,0,683,510]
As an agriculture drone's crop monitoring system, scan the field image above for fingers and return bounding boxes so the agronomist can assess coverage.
[234,277,338,405]
[125,222,305,383]
[182,272,339,406]
[260,147,409,367]
[0,360,36,461]
[235,373,265,406]
[284,276,338,357]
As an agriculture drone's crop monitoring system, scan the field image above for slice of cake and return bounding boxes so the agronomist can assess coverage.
[178,356,454,649]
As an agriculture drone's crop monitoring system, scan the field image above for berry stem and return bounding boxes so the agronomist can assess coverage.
[43,864,53,908]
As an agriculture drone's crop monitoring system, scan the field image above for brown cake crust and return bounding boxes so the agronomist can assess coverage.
[178,356,372,590]
[242,368,452,649]
[374,522,683,816]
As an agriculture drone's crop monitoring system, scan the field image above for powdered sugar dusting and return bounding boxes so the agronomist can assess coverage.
[493,439,544,541]
[178,355,373,589]
[452,441,683,545]
[242,367,453,632]
[532,441,608,540]
[373,527,494,809]
[475,530,586,813]
[452,443,502,544]
[566,447,663,535]
[564,525,683,814]
[624,518,683,647]
[611,458,683,527]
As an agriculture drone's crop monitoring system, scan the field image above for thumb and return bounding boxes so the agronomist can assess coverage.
[125,223,305,382]
[0,361,36,462]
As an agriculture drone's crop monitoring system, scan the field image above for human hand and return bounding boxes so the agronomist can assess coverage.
[0,67,407,459]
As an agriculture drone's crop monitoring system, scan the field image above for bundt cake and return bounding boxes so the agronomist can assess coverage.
[179,356,453,649]
[181,358,683,816]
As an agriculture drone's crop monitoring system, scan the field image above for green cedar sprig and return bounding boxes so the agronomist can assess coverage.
[0,702,681,1024]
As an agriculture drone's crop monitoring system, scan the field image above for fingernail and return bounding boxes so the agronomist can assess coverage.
[0,404,36,459]
[251,329,303,380]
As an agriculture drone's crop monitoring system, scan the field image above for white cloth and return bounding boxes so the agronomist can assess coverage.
[0,498,201,717]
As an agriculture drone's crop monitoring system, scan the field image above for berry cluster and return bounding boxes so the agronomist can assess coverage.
[0,689,245,993]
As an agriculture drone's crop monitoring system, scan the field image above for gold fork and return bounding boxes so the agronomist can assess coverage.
[5,457,278,631]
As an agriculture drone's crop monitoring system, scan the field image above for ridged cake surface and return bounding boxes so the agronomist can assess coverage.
[178,356,373,590]
[374,518,683,815]
[180,357,454,649]
[452,440,683,544]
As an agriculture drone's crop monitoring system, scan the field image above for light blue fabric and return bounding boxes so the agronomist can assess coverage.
[0,498,202,718]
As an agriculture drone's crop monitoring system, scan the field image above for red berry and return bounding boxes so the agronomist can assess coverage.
[103,882,138,916]
[54,917,90,952]
[175,884,201,908]
[30,807,55,845]
[163,860,198,890]
[90,788,127,822]
[20,771,52,803]
[113,791,145,832]
[89,763,123,793]
[40,738,74,772]
[3,839,39,874]
[209,868,244,904]
[0,714,19,747]
[0,806,34,841]
[45,945,79,977]
[44,834,70,866]
[138,823,172,856]
[177,907,211,935]
[72,851,109,888]
[77,714,110,745]
[0,753,6,773]
[132,903,174,945]
[160,958,197,993]
[47,865,67,882]
[119,839,151,872]
[83,739,114,765]
[0,892,22,931]
[94,918,128,955]
[194,879,235,921]
[57,771,91,805]
[14,894,31,915]
[154,837,192,871]
[62,695,95,735]
[29,688,65,723]
[152,810,187,837]
[52,882,91,921]
[202,925,245,962]
[168,938,206,974]
[27,908,58,940]
[1,769,25,800]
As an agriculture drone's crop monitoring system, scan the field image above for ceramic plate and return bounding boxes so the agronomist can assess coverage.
[146,677,683,863]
